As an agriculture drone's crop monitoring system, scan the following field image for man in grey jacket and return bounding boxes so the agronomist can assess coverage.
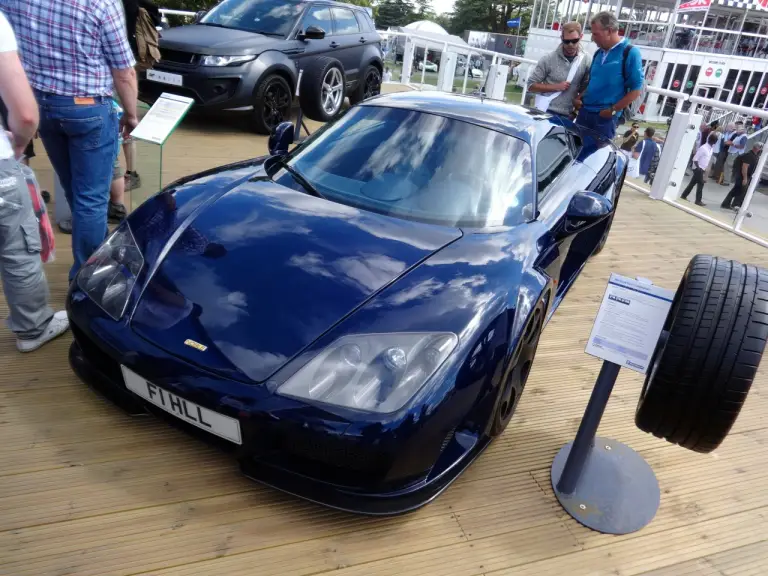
[527,21,591,118]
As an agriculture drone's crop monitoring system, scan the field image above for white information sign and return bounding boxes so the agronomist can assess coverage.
[130,92,194,145]
[697,57,728,88]
[585,273,675,374]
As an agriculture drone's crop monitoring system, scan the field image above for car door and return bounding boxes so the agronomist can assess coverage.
[329,6,364,85]
[533,126,599,302]
[292,4,335,73]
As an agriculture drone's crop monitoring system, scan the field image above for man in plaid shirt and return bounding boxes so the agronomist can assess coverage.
[0,0,139,282]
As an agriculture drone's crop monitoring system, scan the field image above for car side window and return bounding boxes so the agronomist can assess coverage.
[331,7,360,35]
[301,6,333,36]
[354,11,370,32]
[567,131,583,157]
[536,130,573,200]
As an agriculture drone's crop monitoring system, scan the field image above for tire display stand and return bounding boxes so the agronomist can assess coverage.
[552,255,768,535]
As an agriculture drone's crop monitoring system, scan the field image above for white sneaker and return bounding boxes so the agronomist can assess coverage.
[16,311,70,353]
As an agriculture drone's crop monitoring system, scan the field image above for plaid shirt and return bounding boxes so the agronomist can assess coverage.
[0,0,135,97]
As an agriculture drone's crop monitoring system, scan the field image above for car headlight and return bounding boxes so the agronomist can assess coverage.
[201,55,255,66]
[77,223,144,321]
[278,332,458,414]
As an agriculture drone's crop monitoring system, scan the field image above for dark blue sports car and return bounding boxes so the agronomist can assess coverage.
[67,91,626,514]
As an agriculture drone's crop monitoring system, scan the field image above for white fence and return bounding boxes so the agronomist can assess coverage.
[628,85,768,249]
[378,30,537,103]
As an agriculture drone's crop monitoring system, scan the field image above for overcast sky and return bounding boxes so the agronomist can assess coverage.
[431,0,455,15]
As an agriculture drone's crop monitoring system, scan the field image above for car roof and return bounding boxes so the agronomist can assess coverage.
[306,0,371,9]
[359,91,560,145]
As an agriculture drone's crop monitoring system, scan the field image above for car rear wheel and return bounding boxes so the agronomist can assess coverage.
[490,305,544,437]
[299,57,346,123]
[348,65,381,105]
[635,255,768,452]
[252,74,292,135]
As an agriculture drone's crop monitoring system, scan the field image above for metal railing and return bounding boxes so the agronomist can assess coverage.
[630,85,768,249]
[378,30,536,103]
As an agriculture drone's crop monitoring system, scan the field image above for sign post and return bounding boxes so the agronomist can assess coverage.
[128,92,194,212]
[551,274,674,534]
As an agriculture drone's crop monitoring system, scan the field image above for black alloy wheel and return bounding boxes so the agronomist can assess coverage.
[362,67,382,100]
[252,74,292,135]
[491,305,544,437]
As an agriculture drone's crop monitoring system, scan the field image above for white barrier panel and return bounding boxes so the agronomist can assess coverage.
[649,111,702,201]
[486,64,510,101]
[437,52,457,93]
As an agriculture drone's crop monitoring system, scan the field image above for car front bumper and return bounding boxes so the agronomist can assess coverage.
[138,59,268,112]
[66,292,487,515]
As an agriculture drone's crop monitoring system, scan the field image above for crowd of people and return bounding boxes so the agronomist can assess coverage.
[681,119,763,209]
[527,12,645,141]
[527,12,764,212]
[0,0,159,352]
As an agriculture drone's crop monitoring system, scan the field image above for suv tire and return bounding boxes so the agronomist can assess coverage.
[348,64,382,105]
[300,57,346,123]
[635,254,768,453]
[252,74,293,135]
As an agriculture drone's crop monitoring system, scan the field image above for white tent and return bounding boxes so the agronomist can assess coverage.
[391,20,470,54]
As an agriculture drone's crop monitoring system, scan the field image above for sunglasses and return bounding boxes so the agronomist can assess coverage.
[561,38,580,44]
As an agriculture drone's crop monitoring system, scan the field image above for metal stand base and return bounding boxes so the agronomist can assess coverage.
[551,436,660,535]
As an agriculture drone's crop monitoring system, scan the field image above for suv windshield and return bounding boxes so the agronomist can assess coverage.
[201,0,306,36]
[278,105,534,228]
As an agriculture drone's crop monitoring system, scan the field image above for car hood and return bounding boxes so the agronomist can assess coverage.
[130,178,462,384]
[159,24,280,55]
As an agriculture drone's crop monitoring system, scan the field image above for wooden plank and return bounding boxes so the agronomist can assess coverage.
[638,540,768,575]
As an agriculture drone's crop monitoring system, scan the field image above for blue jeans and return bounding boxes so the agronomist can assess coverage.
[35,92,118,281]
[576,109,620,141]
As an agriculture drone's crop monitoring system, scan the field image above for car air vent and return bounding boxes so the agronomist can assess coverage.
[160,49,198,66]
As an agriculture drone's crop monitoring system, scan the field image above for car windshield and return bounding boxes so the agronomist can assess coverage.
[280,106,534,228]
[200,0,306,36]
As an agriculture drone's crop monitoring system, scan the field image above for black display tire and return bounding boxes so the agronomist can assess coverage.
[635,254,768,453]
[348,64,382,105]
[490,302,545,437]
[299,57,346,123]
[251,74,293,135]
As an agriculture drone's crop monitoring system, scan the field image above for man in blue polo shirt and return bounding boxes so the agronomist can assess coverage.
[573,12,644,140]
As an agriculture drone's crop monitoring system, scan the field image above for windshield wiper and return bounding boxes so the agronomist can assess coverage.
[254,30,284,37]
[275,159,325,199]
[198,22,228,28]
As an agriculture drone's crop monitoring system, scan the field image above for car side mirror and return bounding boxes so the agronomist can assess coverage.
[268,121,295,156]
[556,190,613,240]
[194,10,206,23]
[299,25,326,41]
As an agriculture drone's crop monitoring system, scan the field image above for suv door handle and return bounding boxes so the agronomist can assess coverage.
[330,41,339,48]
[359,37,366,43]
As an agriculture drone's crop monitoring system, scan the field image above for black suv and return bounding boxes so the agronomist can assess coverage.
[139,0,383,134]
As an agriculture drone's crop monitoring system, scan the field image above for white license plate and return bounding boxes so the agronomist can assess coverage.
[121,366,242,445]
[146,69,183,87]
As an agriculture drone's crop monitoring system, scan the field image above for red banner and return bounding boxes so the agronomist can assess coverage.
[678,0,711,12]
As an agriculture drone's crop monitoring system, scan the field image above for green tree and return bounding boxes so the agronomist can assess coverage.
[446,0,534,35]
[376,0,415,28]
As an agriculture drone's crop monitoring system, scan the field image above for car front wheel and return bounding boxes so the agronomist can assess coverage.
[252,74,292,135]
[490,304,544,437]
[348,65,381,105]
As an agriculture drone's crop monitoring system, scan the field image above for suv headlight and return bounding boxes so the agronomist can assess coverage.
[201,55,255,66]
[77,224,144,321]
[278,332,458,414]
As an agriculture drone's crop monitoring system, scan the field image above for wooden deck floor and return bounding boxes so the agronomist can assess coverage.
[2,112,768,576]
